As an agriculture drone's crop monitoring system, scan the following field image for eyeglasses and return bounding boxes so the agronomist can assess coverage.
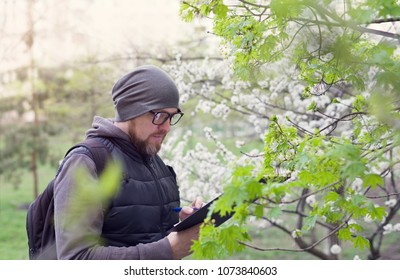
[150,109,184,126]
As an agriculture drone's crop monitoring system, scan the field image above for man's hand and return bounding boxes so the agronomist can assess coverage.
[167,223,201,259]
[168,196,203,259]
[179,196,203,221]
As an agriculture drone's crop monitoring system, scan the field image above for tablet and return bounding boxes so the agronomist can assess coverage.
[169,194,234,232]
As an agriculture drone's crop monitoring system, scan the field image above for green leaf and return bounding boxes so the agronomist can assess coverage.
[324,191,340,203]
[348,7,375,23]
[349,223,364,233]
[353,95,366,111]
[254,204,264,218]
[245,179,262,200]
[219,225,248,254]
[318,171,339,186]
[267,206,282,220]
[199,4,212,16]
[298,170,313,183]
[192,223,249,259]
[179,3,195,22]
[338,228,353,242]
[342,161,366,182]
[307,100,317,112]
[367,202,387,221]
[302,215,318,231]
[270,0,305,19]
[191,225,220,259]
[213,2,228,19]
[354,235,370,250]
[362,174,383,189]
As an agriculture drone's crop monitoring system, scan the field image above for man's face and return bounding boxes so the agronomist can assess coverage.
[127,108,177,157]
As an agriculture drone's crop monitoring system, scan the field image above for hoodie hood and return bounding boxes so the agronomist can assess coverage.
[86,116,130,142]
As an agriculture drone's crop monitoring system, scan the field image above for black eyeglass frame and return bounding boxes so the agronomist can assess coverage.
[150,109,184,126]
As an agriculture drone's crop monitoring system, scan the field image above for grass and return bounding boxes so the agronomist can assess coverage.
[0,164,56,260]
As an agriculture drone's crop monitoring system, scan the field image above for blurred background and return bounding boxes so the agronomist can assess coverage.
[1,0,399,260]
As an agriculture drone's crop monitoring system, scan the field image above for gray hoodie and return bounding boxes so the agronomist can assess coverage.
[53,116,173,259]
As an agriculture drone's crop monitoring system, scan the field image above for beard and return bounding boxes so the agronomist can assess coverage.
[128,125,164,158]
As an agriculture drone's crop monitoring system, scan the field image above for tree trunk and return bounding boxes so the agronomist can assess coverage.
[27,0,39,198]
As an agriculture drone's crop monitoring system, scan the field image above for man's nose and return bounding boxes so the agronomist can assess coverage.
[159,120,171,132]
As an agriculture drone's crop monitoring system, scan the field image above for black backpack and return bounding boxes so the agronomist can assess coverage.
[26,138,111,260]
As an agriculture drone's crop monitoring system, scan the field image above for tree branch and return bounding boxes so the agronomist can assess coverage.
[239,219,347,259]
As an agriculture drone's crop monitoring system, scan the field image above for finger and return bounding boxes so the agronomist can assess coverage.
[192,197,203,209]
[181,205,195,214]
[179,206,194,220]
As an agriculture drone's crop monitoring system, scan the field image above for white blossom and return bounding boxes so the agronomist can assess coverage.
[196,100,214,113]
[305,195,316,207]
[203,127,214,141]
[385,199,397,208]
[291,229,301,239]
[270,92,278,99]
[180,93,189,104]
[231,96,239,105]
[270,218,283,225]
[351,178,363,193]
[330,244,342,255]
[235,140,245,148]
[383,224,393,235]
[211,103,230,119]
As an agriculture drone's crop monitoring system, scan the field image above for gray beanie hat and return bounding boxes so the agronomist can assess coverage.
[111,65,180,122]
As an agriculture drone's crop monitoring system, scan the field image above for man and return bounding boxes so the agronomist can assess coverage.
[53,65,202,259]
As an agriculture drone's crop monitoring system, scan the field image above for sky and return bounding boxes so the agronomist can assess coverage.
[0,0,204,71]
[78,0,196,53]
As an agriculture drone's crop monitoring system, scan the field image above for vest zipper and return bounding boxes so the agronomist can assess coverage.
[144,158,167,237]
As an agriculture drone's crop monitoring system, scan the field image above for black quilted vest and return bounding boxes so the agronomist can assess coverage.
[96,137,180,247]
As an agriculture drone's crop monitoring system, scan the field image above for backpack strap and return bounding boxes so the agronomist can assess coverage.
[64,137,112,176]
